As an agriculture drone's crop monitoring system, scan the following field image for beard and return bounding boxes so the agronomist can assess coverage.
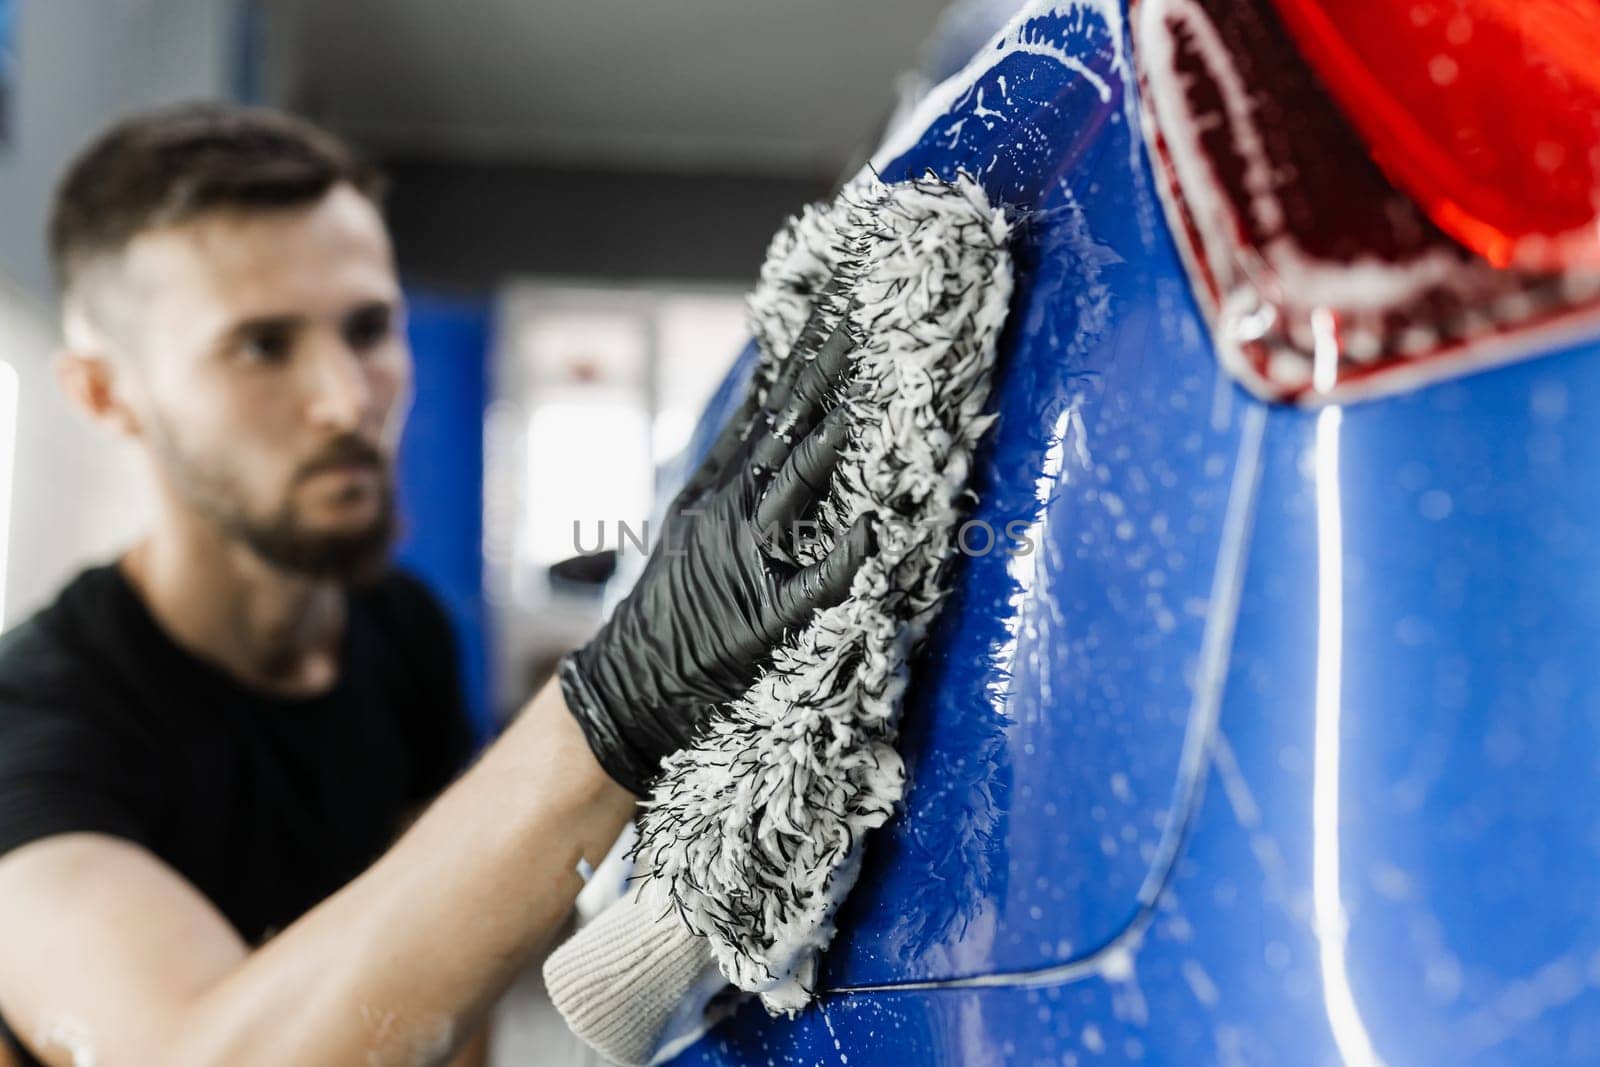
[222,482,398,582]
[146,416,400,583]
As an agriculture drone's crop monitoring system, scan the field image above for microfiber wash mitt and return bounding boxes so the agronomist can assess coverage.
[545,172,1014,1065]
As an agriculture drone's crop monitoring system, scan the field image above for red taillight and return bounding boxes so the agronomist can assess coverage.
[1267,0,1600,272]
[1133,0,1600,403]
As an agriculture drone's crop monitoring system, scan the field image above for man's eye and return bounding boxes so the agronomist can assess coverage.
[239,329,292,364]
[344,306,393,352]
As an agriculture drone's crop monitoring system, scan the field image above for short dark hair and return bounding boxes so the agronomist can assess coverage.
[48,100,386,295]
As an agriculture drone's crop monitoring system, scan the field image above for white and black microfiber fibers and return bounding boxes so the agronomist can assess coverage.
[545,172,1014,1065]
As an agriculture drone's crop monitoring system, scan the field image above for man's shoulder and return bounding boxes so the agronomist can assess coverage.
[0,565,146,759]
[0,568,166,869]
[0,565,121,699]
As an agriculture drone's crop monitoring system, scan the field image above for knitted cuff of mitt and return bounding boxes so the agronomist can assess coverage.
[543,882,716,1066]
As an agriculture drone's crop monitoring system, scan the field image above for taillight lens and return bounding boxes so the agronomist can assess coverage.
[1267,0,1600,271]
[1133,0,1600,403]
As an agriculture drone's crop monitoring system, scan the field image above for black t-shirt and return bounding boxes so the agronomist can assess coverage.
[0,562,478,1065]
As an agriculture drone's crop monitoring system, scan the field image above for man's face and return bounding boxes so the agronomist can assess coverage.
[99,183,412,580]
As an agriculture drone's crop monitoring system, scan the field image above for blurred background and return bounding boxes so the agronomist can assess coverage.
[0,0,1033,723]
[0,1,1018,1058]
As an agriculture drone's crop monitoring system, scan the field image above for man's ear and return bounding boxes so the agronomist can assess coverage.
[54,349,143,439]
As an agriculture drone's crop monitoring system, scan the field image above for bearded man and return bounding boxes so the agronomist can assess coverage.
[0,102,865,1067]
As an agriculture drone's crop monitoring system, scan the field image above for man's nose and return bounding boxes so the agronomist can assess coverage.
[302,340,375,432]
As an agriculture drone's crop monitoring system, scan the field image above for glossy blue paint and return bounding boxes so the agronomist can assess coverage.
[1319,344,1600,1062]
[825,24,1257,983]
[666,1,1600,1062]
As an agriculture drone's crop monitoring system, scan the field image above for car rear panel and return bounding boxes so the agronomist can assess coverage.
[669,0,1600,1061]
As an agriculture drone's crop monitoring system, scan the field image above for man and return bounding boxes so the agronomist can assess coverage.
[0,103,868,1066]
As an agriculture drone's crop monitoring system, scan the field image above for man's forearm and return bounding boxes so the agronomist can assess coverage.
[174,679,635,1067]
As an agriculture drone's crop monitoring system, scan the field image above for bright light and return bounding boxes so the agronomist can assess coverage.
[1313,404,1384,1066]
[523,390,652,566]
[654,296,750,463]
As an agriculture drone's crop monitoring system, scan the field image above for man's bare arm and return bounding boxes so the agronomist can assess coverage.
[0,679,633,1067]
[447,1027,490,1067]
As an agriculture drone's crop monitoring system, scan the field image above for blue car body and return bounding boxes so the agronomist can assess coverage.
[668,3,1600,1062]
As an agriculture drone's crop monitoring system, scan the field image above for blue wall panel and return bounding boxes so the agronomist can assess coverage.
[394,289,493,746]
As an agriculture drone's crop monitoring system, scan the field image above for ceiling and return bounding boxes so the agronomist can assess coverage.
[272,0,954,177]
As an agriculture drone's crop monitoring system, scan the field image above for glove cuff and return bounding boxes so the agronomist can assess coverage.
[558,653,656,798]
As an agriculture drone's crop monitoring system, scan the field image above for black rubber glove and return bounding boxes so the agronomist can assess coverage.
[556,308,870,793]
[559,309,875,797]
